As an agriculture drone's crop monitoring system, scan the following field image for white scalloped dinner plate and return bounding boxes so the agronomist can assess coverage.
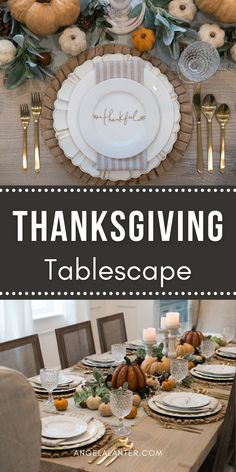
[148,396,222,419]
[53,54,180,181]
[74,78,160,158]
[41,419,106,450]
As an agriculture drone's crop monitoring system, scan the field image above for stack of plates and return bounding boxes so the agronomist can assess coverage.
[53,53,180,181]
[41,415,106,452]
[82,353,118,368]
[191,364,236,382]
[148,392,221,419]
[30,374,83,398]
[125,339,144,350]
[216,346,236,360]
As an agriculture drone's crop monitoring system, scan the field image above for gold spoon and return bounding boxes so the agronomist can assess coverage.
[201,94,217,173]
[216,103,230,174]
[105,441,134,466]
[95,438,128,465]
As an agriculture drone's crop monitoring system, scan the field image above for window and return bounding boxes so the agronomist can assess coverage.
[31,301,66,320]
[154,300,191,330]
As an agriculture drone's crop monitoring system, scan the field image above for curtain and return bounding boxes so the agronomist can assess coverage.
[0,301,34,342]
[64,300,89,324]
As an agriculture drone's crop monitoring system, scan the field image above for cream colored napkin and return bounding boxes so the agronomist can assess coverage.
[95,58,147,171]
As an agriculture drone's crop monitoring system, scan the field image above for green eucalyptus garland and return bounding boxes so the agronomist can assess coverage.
[1,7,52,89]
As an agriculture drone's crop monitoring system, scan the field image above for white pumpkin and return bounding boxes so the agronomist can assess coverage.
[59,26,87,56]
[0,39,16,66]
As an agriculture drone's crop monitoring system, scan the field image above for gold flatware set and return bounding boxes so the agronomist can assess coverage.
[159,418,203,434]
[193,84,230,174]
[88,437,134,466]
[20,93,42,173]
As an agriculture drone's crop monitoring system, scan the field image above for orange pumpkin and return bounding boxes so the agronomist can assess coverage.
[112,357,146,392]
[141,356,170,376]
[8,0,80,36]
[162,378,175,392]
[132,27,156,52]
[176,340,195,357]
[182,330,204,348]
[54,397,68,411]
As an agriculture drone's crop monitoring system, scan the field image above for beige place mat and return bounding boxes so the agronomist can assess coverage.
[41,424,112,458]
[143,402,226,426]
[41,43,193,185]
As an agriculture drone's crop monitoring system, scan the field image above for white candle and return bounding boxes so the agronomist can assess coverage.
[142,327,156,342]
[166,312,180,329]
[161,317,167,330]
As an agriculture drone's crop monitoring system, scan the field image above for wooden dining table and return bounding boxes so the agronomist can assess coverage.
[38,359,233,472]
[0,68,236,186]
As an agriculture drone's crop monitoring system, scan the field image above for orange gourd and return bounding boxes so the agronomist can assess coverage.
[141,356,170,376]
[182,330,204,348]
[176,340,195,357]
[8,0,80,36]
[132,27,156,52]
[195,0,236,24]
[112,357,146,392]
[54,397,68,411]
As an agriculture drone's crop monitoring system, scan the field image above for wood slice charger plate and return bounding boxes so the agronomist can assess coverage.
[41,44,193,185]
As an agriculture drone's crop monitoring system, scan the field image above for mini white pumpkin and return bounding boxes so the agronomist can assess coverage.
[168,0,197,21]
[230,43,236,63]
[59,26,87,56]
[198,24,225,48]
[0,39,17,66]
[86,395,102,410]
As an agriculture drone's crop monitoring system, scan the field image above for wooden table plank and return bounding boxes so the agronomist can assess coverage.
[0,70,235,185]
[38,360,233,472]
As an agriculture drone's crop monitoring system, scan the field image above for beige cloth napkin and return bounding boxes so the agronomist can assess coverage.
[95,58,148,171]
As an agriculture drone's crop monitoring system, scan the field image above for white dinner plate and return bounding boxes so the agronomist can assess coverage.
[194,364,236,377]
[218,347,236,355]
[191,368,234,382]
[53,54,180,181]
[216,350,236,359]
[77,78,160,159]
[41,416,87,439]
[148,396,222,419]
[41,419,106,450]
[162,392,210,409]
[33,374,76,387]
[153,393,218,414]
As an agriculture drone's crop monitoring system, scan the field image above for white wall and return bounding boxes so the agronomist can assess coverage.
[35,300,156,367]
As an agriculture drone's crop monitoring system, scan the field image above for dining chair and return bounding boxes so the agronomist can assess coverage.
[97,313,127,353]
[200,374,236,472]
[0,366,41,472]
[55,321,96,369]
[0,334,44,378]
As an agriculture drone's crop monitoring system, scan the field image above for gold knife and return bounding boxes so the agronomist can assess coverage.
[193,83,204,173]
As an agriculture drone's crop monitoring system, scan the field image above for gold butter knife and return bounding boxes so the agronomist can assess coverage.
[193,84,204,173]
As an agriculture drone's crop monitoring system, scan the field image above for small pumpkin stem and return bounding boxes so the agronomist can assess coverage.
[36,0,51,3]
[180,339,184,345]
[124,356,132,365]
[156,355,163,362]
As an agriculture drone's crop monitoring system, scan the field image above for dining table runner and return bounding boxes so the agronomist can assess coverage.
[95,58,148,171]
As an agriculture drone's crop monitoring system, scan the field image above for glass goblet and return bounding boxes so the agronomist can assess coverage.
[111,344,126,363]
[222,327,234,344]
[40,368,59,412]
[170,359,188,390]
[178,41,220,82]
[201,340,216,360]
[110,389,133,436]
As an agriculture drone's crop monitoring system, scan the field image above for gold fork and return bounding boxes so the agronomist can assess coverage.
[31,92,42,173]
[20,104,30,171]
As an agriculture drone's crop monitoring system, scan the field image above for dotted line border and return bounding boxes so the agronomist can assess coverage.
[0,291,235,297]
[0,187,236,193]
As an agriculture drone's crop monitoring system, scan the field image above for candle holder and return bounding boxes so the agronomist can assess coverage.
[106,0,145,35]
[159,329,169,357]
[142,339,155,359]
[167,325,180,359]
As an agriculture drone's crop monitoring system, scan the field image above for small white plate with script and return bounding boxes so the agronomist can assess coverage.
[76,78,159,159]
